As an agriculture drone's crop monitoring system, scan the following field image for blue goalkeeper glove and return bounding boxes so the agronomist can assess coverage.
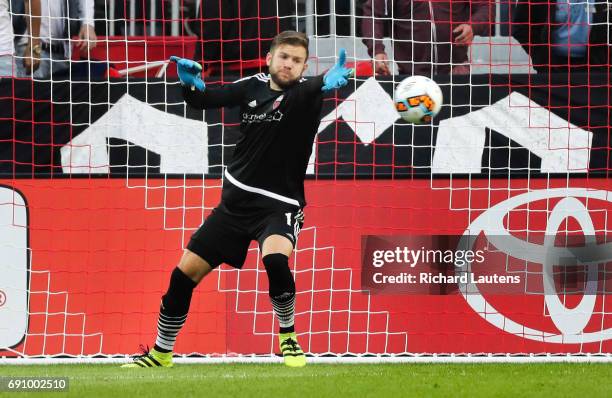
[322,49,354,92]
[169,56,205,91]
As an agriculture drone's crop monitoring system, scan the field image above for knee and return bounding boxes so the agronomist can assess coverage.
[178,250,214,284]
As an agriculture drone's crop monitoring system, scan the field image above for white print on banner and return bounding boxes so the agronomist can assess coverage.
[307,79,592,175]
[59,81,592,176]
[0,186,28,349]
[60,94,209,174]
[457,188,612,344]
[432,91,592,174]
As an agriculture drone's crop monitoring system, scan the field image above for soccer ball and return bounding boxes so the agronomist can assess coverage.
[394,75,443,124]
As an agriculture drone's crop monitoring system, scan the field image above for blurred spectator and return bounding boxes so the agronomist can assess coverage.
[512,0,611,73]
[361,0,493,76]
[1,0,39,76]
[16,0,97,79]
[191,0,295,77]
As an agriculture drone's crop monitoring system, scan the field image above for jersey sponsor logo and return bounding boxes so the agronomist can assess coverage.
[457,188,612,344]
[241,110,283,123]
[272,95,284,110]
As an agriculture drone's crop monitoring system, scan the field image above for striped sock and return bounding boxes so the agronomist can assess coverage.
[270,292,296,333]
[155,312,188,352]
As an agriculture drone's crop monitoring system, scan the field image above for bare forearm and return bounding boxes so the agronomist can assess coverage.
[25,0,41,41]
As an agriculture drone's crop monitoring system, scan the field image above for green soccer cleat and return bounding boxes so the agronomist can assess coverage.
[279,332,306,368]
[121,345,173,368]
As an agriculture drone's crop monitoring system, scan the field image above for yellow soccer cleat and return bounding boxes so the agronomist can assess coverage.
[279,332,306,368]
[121,345,173,368]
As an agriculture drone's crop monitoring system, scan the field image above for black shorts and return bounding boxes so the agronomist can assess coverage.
[187,203,304,269]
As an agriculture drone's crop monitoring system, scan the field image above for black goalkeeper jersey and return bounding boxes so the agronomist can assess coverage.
[182,73,325,211]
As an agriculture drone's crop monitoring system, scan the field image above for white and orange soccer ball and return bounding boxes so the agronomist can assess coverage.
[394,75,443,124]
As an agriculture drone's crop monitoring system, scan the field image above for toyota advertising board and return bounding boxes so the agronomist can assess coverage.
[0,179,609,356]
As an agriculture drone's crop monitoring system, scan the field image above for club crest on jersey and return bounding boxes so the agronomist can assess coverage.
[272,95,284,110]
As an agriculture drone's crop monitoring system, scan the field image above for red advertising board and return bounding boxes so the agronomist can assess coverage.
[0,178,610,356]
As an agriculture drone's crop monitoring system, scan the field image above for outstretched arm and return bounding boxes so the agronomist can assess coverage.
[288,49,354,100]
[170,56,248,109]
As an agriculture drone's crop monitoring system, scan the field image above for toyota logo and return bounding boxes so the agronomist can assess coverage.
[457,188,611,344]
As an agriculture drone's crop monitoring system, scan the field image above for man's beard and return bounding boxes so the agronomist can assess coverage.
[269,69,300,89]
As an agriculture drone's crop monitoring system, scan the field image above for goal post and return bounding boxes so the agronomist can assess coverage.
[0,0,610,361]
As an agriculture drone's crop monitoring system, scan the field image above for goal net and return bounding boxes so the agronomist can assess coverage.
[0,0,610,360]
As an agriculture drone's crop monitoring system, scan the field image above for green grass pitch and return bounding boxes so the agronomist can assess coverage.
[0,363,610,397]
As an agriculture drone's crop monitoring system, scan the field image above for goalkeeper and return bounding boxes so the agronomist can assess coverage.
[122,31,353,368]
